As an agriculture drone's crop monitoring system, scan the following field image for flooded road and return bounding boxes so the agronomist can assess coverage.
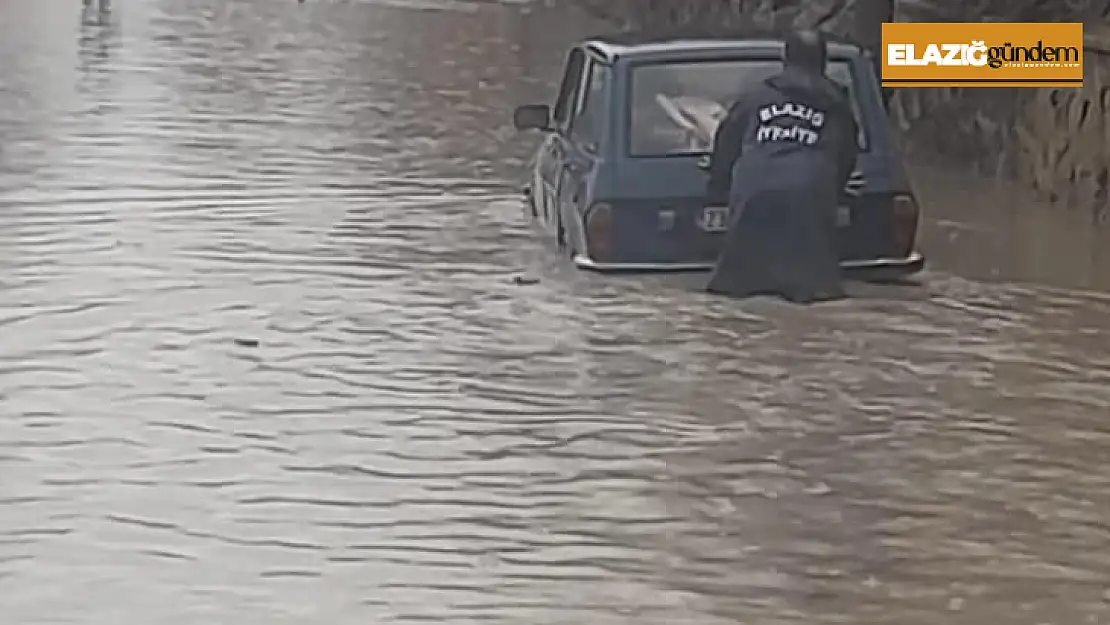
[1,0,1109,623]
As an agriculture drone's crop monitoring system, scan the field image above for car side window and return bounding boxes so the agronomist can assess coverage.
[568,57,608,151]
[552,48,586,131]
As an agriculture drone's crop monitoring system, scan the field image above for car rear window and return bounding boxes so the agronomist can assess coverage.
[627,58,870,157]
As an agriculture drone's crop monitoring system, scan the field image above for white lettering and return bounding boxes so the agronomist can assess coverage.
[887,43,907,65]
[759,102,823,125]
[966,40,988,66]
[756,124,820,146]
[888,39,991,67]
[921,43,943,65]
[941,43,962,65]
[905,44,922,65]
[754,101,827,147]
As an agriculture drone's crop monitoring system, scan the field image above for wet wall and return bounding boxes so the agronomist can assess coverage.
[889,4,1110,220]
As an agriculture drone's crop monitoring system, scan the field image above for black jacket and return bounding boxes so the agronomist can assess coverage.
[705,66,859,206]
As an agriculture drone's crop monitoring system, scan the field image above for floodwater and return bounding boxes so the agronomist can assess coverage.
[1,0,1109,623]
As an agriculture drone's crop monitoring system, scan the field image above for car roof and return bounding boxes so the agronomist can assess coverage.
[583,28,863,64]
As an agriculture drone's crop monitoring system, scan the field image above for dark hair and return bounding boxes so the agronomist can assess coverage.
[784,29,827,73]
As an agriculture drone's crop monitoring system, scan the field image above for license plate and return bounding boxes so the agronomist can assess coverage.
[698,206,729,232]
[699,206,846,230]
[836,205,851,227]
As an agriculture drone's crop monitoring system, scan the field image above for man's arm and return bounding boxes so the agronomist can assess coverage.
[705,98,750,206]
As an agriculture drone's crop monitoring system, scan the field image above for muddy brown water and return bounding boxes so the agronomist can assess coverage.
[1,1,1109,623]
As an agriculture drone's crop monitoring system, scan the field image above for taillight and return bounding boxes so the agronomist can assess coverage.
[891,193,919,258]
[584,202,614,261]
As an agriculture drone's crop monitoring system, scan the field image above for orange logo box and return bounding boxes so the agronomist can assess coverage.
[881,22,1084,87]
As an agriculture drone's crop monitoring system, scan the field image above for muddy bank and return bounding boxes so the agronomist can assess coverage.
[568,0,1110,230]
[889,2,1110,226]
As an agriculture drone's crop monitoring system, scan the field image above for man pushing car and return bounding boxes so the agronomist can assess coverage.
[704,29,860,303]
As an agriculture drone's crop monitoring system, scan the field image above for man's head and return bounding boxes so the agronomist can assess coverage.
[784,29,828,74]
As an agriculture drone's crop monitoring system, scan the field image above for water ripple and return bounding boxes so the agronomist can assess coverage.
[0,0,1108,624]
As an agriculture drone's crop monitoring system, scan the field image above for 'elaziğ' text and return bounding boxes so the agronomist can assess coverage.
[755,102,825,146]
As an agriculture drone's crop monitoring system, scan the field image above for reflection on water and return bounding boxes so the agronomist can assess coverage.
[0,0,1108,623]
[913,156,1110,293]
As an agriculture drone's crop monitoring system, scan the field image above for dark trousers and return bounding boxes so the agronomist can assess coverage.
[706,188,845,304]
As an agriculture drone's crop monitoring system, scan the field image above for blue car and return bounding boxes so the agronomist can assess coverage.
[512,32,925,279]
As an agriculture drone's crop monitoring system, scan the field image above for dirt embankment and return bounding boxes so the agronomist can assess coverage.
[569,0,1110,226]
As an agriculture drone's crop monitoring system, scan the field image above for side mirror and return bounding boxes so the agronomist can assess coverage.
[513,104,551,131]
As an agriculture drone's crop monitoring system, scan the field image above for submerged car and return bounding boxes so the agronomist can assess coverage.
[512,31,925,278]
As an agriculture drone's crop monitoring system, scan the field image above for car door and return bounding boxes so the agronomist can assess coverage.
[531,134,558,220]
[536,48,586,233]
[559,53,609,238]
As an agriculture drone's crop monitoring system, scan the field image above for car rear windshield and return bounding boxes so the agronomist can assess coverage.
[627,58,870,158]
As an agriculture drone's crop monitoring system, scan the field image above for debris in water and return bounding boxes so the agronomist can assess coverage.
[234,338,260,347]
[512,275,539,285]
